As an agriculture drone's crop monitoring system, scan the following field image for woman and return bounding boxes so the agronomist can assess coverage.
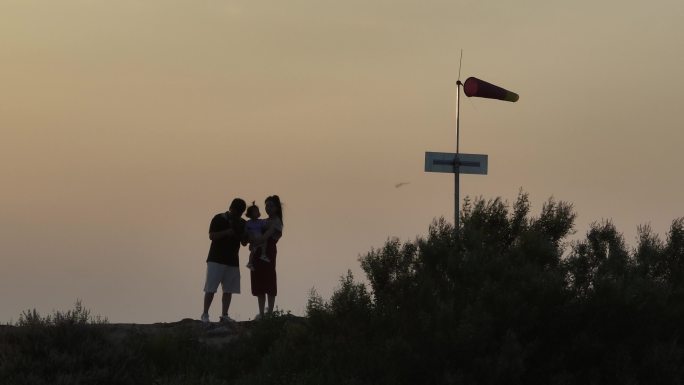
[250,195,283,318]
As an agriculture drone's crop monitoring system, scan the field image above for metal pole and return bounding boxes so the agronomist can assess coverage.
[455,80,462,234]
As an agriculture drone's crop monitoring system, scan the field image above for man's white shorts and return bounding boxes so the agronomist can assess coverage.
[204,262,241,294]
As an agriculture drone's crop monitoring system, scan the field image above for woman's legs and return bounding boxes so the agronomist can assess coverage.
[257,294,266,316]
[267,294,276,313]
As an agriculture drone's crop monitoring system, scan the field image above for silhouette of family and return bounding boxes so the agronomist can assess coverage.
[201,195,284,323]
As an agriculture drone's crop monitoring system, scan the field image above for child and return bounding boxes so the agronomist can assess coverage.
[245,202,270,271]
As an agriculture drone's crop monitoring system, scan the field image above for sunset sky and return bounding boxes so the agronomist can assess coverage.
[2,0,683,323]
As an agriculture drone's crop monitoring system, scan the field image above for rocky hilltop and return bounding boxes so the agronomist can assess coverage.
[97,317,273,347]
[0,314,307,384]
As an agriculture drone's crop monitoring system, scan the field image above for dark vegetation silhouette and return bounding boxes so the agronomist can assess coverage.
[2,193,684,384]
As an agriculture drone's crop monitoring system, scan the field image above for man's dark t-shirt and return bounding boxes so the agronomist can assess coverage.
[206,212,246,266]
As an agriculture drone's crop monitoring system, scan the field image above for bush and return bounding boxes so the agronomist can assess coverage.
[15,300,107,327]
[1,302,138,385]
[239,193,684,385]
[4,194,683,384]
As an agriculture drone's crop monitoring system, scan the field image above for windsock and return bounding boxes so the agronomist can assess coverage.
[463,77,519,102]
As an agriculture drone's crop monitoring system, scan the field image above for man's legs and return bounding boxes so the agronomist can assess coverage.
[202,262,222,321]
[221,293,232,316]
[203,292,215,314]
[219,266,240,321]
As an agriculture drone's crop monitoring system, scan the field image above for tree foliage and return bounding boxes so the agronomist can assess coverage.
[245,192,684,385]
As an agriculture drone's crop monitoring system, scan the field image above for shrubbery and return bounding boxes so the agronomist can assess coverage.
[3,193,683,384]
[15,300,108,327]
[243,193,684,385]
[1,305,296,385]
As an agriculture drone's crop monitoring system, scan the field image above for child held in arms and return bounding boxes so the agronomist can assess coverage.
[245,202,270,271]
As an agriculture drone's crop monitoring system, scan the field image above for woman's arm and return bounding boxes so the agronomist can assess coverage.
[253,219,282,243]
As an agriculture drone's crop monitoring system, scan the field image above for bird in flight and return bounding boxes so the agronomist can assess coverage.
[395,182,410,188]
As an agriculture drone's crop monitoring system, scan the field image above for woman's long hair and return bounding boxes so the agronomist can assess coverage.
[265,195,283,224]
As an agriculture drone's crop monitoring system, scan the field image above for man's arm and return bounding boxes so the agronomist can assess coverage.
[209,228,235,241]
[208,214,236,240]
[240,230,249,246]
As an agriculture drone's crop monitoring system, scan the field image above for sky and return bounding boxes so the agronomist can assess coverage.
[1,0,683,323]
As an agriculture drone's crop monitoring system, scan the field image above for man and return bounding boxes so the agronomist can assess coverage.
[201,198,247,323]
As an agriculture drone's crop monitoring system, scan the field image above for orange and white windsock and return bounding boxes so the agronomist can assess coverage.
[463,77,519,102]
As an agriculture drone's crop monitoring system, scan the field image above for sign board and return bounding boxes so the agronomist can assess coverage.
[425,152,488,175]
